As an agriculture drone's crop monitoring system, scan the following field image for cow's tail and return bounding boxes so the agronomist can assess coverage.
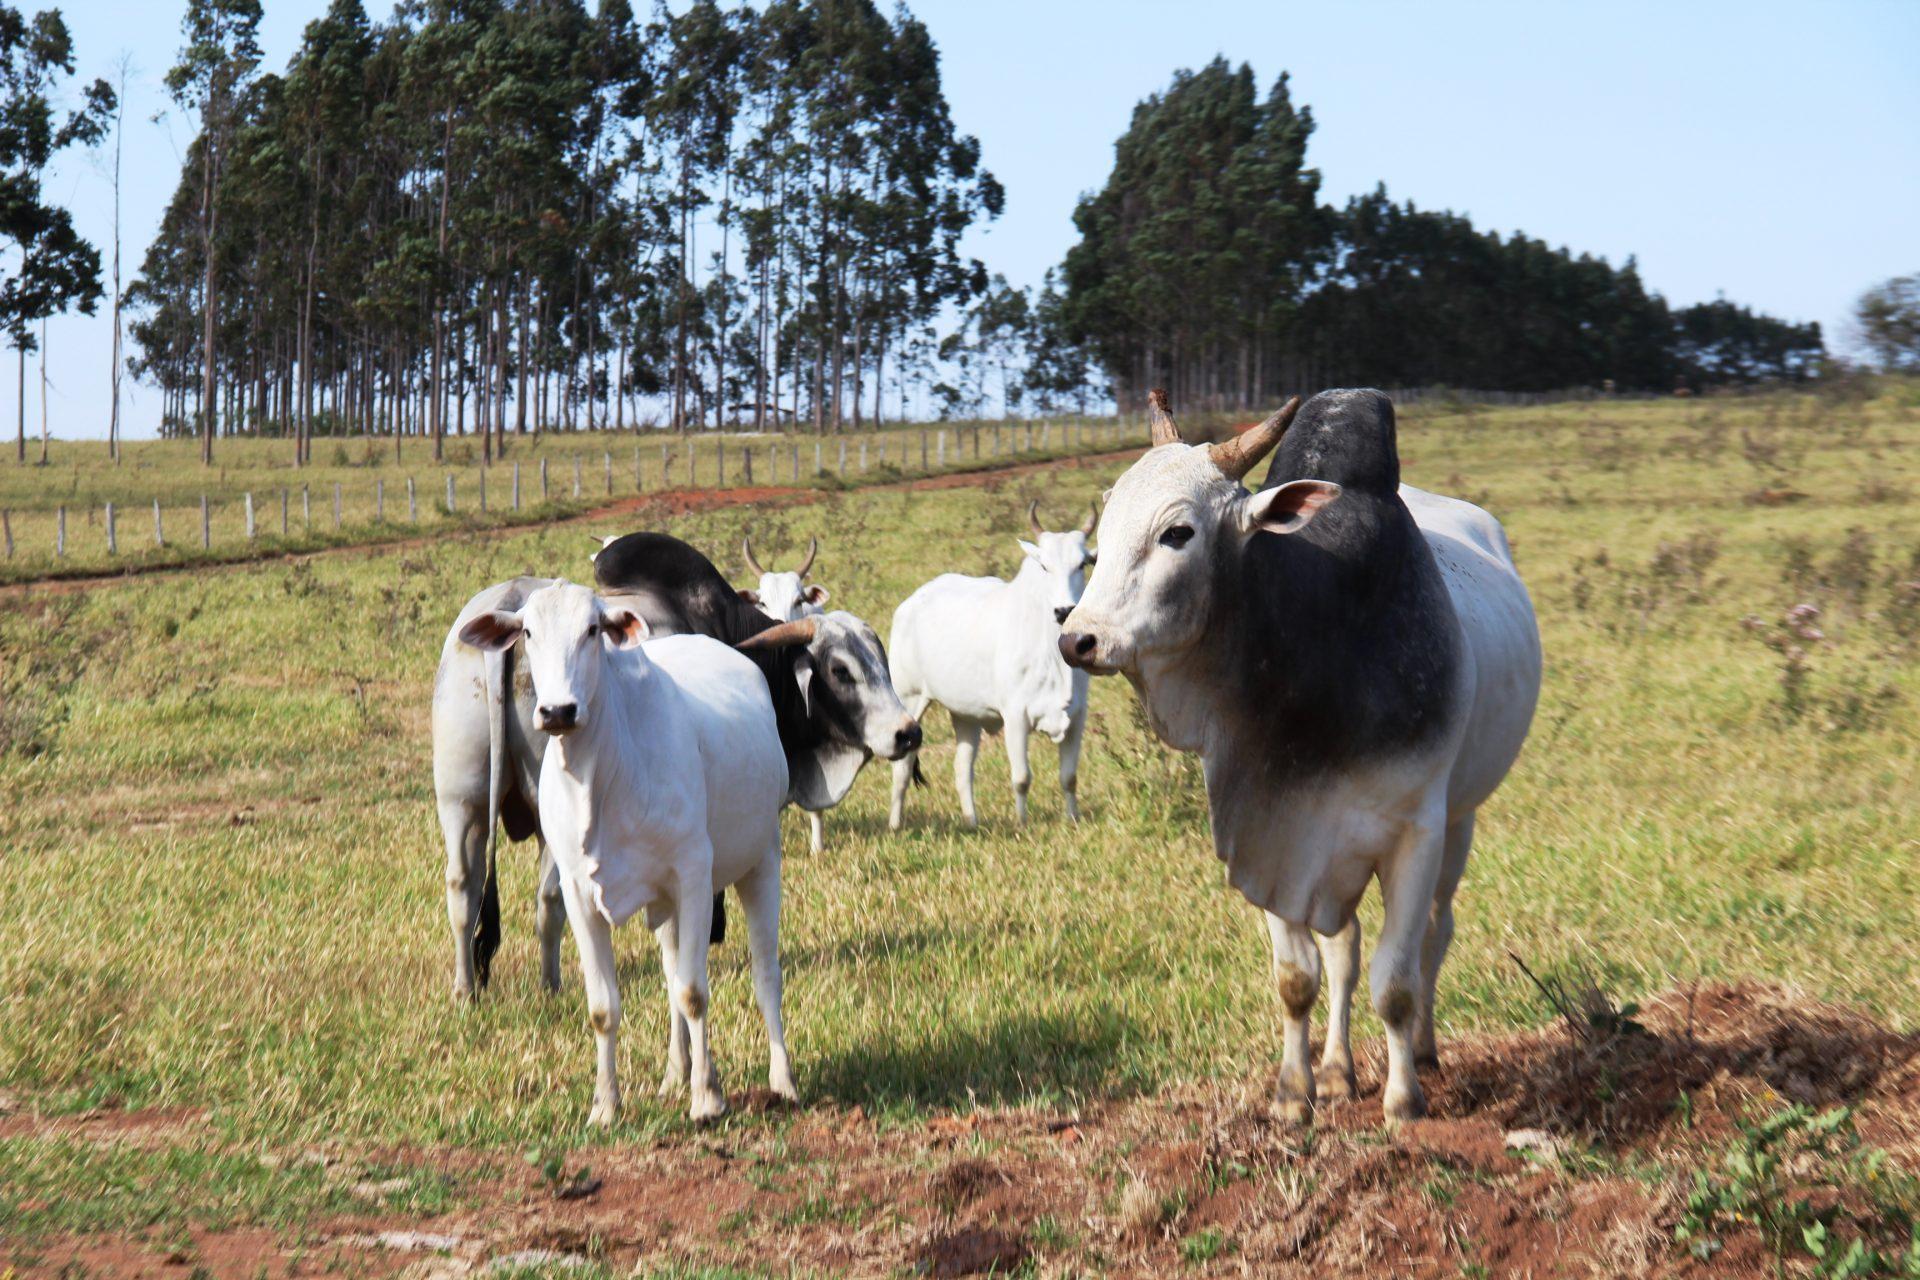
[474,643,507,987]
[910,758,928,788]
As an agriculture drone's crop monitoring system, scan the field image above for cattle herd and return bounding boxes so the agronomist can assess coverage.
[430,389,1543,1128]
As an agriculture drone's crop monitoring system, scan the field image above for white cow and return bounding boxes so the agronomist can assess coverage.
[1060,389,1541,1124]
[739,534,832,854]
[458,581,792,1125]
[889,501,1096,829]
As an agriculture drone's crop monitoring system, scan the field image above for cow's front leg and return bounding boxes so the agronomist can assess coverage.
[654,914,690,1097]
[439,800,488,1000]
[807,811,825,855]
[951,715,983,828]
[736,855,796,1102]
[558,874,622,1127]
[1264,912,1321,1124]
[1004,715,1032,825]
[1057,710,1085,823]
[535,840,566,994]
[1373,814,1446,1122]
[1314,917,1360,1100]
[673,884,725,1122]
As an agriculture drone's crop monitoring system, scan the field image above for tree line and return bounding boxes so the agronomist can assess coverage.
[127,0,1002,464]
[1055,58,1828,410]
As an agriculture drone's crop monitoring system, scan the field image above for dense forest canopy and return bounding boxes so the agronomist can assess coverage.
[0,3,1848,464]
[1059,58,1825,409]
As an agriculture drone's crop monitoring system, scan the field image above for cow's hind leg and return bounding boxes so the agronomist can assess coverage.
[1265,912,1322,1125]
[735,853,796,1102]
[951,714,984,829]
[535,839,566,994]
[889,693,933,832]
[1314,917,1361,1100]
[439,798,488,1001]
[1004,715,1032,826]
[557,873,622,1127]
[1416,812,1474,1069]
[1372,808,1447,1122]
[654,914,690,1097]
[673,885,725,1122]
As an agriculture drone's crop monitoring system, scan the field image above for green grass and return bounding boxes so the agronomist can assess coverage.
[0,383,1916,1250]
[0,415,1127,581]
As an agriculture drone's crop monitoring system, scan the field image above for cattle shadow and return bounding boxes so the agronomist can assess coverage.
[805,1007,1142,1112]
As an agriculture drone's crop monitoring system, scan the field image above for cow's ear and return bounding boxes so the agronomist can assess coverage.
[803,584,830,606]
[1242,480,1342,536]
[459,609,524,652]
[1017,539,1043,561]
[791,650,815,716]
[601,608,649,649]
[737,588,762,605]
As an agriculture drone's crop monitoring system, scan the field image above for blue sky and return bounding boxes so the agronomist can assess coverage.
[31,0,1920,439]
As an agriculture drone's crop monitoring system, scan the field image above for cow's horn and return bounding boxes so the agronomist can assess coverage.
[1027,499,1044,536]
[742,534,766,578]
[1208,396,1303,482]
[795,536,818,578]
[737,617,818,651]
[1147,387,1182,447]
[1081,499,1099,537]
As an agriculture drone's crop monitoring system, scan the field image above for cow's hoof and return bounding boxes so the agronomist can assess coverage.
[1382,1087,1427,1124]
[1414,1050,1441,1071]
[1314,1064,1358,1101]
[588,1098,620,1128]
[657,1074,684,1099]
[1271,1097,1314,1127]
[770,1067,798,1103]
[690,1090,729,1124]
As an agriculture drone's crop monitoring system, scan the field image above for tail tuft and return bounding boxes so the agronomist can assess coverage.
[910,758,928,789]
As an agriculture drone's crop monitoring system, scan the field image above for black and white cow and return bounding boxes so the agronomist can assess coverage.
[431,532,920,998]
[1060,389,1541,1123]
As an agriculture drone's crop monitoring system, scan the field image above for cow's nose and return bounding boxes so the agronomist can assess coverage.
[536,702,579,733]
[1053,606,1074,626]
[894,721,923,756]
[1058,632,1097,668]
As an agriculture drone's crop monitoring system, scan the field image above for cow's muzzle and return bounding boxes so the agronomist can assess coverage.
[536,702,580,734]
[885,719,923,760]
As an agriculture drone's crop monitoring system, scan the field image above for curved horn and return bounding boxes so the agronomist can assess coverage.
[736,616,819,652]
[1147,388,1182,447]
[1081,499,1099,537]
[1027,499,1044,536]
[742,534,766,579]
[1208,396,1303,482]
[794,536,818,578]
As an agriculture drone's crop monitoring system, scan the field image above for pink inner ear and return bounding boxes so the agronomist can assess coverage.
[604,610,648,646]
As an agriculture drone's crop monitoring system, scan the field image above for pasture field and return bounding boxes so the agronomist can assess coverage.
[0,417,1126,584]
[1,384,1917,1277]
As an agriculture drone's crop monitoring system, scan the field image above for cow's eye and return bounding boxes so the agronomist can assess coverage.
[1159,524,1195,549]
[585,623,598,638]
[831,663,854,684]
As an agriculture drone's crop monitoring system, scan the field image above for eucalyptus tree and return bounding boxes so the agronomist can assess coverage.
[0,2,113,463]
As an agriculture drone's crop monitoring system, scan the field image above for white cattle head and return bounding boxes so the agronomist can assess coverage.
[738,610,922,763]
[739,534,829,620]
[1060,390,1338,675]
[458,580,648,734]
[1019,499,1099,625]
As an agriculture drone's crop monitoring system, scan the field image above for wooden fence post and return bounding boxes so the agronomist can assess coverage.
[56,505,65,559]
[153,499,164,548]
[200,496,210,550]
[333,483,342,529]
[604,451,612,496]
[512,461,521,511]
[479,469,487,513]
[858,440,866,472]
[794,443,802,483]
[936,431,945,466]
[446,473,455,513]
[540,457,548,501]
[689,441,697,487]
[375,478,384,523]
[280,488,288,535]
[813,441,821,477]
[572,455,581,498]
[716,440,725,488]
[743,444,753,486]
[2,508,11,558]
[244,493,254,541]
[661,442,670,485]
[106,502,116,555]
[407,476,417,523]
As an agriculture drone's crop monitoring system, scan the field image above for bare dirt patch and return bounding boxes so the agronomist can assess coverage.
[9,982,1914,1278]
